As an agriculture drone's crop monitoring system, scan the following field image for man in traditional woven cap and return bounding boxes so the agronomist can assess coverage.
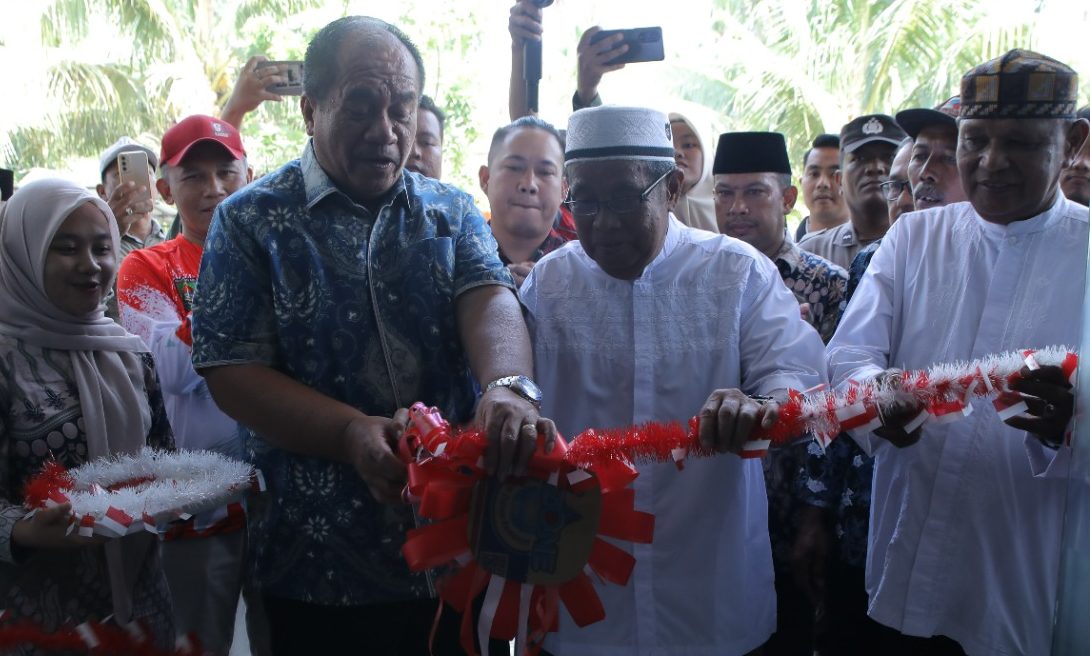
[798,114,907,270]
[1060,105,1090,205]
[826,49,1089,655]
[521,105,827,655]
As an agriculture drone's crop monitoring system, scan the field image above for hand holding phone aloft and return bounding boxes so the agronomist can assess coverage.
[256,60,304,96]
[113,151,155,231]
[589,27,665,66]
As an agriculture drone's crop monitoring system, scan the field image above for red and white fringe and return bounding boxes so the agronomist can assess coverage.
[23,448,264,538]
[562,346,1077,470]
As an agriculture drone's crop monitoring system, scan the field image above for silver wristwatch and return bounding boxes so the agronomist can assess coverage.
[485,375,543,407]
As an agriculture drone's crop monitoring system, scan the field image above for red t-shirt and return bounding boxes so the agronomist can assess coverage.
[117,235,200,345]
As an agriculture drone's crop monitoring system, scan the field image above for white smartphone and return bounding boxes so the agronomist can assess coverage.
[117,150,153,206]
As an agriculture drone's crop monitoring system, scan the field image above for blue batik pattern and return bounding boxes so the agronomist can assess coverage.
[192,142,513,605]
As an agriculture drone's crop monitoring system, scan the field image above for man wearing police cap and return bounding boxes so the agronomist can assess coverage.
[827,49,1089,655]
[798,115,907,270]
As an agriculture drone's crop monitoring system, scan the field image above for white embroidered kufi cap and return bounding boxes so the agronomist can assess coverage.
[565,106,676,164]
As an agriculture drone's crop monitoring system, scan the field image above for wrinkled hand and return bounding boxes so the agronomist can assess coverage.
[222,55,285,120]
[871,369,925,448]
[1005,364,1074,448]
[507,261,534,288]
[791,505,832,606]
[11,504,106,551]
[107,181,153,233]
[477,386,556,480]
[508,0,543,47]
[343,410,410,504]
[698,389,780,454]
[576,26,627,105]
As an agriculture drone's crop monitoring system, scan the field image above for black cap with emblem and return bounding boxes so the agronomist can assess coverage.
[839,114,907,154]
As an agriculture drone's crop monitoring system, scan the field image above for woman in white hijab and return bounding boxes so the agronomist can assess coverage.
[0,179,175,650]
[668,113,717,233]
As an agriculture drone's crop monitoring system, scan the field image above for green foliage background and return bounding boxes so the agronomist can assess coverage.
[2,0,1088,211]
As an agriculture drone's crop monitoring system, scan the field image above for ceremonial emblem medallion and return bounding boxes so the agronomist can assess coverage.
[469,477,602,585]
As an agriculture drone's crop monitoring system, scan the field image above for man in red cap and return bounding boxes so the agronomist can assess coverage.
[116,114,254,655]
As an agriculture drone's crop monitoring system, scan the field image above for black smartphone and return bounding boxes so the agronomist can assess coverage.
[590,27,665,66]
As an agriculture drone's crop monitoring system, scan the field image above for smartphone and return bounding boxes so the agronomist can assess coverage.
[117,151,153,206]
[590,27,665,66]
[257,60,304,96]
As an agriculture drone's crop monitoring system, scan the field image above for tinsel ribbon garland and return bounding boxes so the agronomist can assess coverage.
[1,450,263,653]
[22,448,265,538]
[5,348,1074,654]
[0,612,204,655]
[399,346,1077,655]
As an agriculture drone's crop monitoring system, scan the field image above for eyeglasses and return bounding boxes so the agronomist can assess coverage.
[563,170,672,217]
[879,179,911,201]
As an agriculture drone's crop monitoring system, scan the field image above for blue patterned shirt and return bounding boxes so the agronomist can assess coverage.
[191,142,514,605]
[799,240,880,569]
[772,240,848,344]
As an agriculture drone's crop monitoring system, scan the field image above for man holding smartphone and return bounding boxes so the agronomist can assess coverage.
[96,137,164,257]
[96,137,165,319]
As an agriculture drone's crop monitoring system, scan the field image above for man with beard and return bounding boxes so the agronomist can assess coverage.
[1060,105,1090,205]
[798,115,907,270]
[827,49,1088,655]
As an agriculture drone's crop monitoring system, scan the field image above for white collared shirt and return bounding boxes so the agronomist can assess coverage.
[827,197,1085,655]
[522,216,827,656]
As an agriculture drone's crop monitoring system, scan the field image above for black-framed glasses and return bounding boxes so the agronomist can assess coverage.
[879,179,911,201]
[563,170,672,217]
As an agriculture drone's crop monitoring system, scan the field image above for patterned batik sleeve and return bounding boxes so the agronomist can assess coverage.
[844,245,877,305]
[800,433,852,509]
[452,197,516,296]
[0,366,29,564]
[142,354,176,451]
[817,268,849,344]
[192,200,278,369]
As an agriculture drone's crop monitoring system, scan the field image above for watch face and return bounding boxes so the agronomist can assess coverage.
[513,376,543,404]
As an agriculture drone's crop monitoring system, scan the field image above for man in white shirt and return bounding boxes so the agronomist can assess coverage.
[827,49,1089,656]
[522,105,827,656]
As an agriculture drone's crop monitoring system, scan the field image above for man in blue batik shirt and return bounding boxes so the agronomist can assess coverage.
[192,16,552,656]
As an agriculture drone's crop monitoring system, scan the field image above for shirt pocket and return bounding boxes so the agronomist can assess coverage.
[386,237,457,331]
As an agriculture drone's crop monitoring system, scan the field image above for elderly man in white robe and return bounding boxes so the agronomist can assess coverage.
[520,105,827,656]
[827,49,1090,656]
